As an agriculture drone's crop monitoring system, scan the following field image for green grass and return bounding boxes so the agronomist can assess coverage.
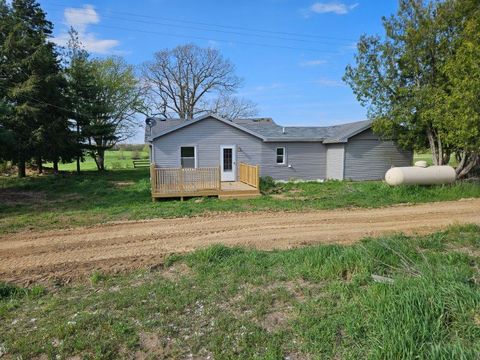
[1,225,479,359]
[1,167,479,234]
[415,152,457,166]
[44,150,149,171]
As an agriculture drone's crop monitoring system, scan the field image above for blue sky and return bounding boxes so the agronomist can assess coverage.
[39,0,397,143]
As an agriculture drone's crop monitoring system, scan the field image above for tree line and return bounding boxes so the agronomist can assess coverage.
[2,0,479,179]
[0,0,257,177]
[344,0,479,178]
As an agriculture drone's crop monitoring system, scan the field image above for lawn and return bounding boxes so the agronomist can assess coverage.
[1,167,479,234]
[43,149,149,171]
[1,225,479,359]
[415,152,457,166]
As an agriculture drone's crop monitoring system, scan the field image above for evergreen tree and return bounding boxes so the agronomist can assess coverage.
[0,0,72,176]
[64,28,101,173]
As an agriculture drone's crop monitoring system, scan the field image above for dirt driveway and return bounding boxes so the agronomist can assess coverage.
[1,199,479,284]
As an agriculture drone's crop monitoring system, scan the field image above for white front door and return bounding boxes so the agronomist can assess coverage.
[220,145,236,182]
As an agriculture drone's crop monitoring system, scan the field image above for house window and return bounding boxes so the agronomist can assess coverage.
[180,146,196,168]
[276,147,286,165]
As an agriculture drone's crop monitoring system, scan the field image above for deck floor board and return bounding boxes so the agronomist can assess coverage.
[220,181,257,192]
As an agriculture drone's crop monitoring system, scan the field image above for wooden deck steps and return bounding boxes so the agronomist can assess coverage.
[218,181,260,200]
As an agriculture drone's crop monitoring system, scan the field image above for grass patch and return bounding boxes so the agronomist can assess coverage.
[1,167,479,234]
[43,149,149,171]
[1,225,479,358]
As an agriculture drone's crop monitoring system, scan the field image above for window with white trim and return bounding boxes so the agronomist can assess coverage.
[276,147,286,165]
[180,146,196,168]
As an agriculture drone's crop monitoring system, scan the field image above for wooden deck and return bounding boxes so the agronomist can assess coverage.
[219,181,260,199]
[150,163,261,200]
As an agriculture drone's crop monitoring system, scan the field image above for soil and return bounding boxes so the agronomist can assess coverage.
[1,199,479,285]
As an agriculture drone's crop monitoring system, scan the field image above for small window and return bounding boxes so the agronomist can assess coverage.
[180,146,196,168]
[276,147,286,165]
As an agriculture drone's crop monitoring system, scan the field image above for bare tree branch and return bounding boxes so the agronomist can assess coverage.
[142,44,248,120]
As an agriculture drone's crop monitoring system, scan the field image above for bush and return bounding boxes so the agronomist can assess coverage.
[131,150,140,160]
[113,144,144,152]
[259,176,277,193]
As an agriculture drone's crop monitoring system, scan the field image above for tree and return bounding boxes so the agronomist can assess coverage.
[0,0,72,177]
[142,44,256,119]
[85,57,145,171]
[435,2,480,177]
[343,0,479,177]
[204,95,258,120]
[64,28,98,173]
[0,101,16,162]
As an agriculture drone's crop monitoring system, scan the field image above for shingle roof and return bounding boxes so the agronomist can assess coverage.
[145,113,372,143]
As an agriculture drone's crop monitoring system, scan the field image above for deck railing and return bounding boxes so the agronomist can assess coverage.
[150,165,221,196]
[239,162,260,189]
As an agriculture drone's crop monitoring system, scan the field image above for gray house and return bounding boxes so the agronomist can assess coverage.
[145,114,412,182]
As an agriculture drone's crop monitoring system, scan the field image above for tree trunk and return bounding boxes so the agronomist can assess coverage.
[53,159,59,175]
[37,156,43,174]
[95,150,105,171]
[426,128,450,166]
[76,124,81,174]
[455,151,479,179]
[18,156,26,178]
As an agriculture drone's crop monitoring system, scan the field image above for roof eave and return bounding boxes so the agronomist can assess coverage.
[149,113,266,141]
[323,138,348,144]
[264,138,325,142]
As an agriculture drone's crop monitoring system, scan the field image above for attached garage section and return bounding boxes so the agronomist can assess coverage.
[326,144,345,180]
[344,129,413,181]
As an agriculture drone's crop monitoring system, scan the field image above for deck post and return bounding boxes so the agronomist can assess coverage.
[256,165,260,189]
[150,163,156,200]
[179,168,184,199]
[218,166,221,193]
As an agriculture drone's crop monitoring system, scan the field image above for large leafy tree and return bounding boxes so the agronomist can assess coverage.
[435,2,480,177]
[344,0,479,178]
[85,57,145,171]
[0,0,72,176]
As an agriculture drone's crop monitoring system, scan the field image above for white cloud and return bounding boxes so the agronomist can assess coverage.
[300,59,327,67]
[53,5,120,55]
[303,2,358,16]
[64,5,99,33]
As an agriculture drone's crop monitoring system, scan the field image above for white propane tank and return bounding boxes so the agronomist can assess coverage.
[385,164,456,186]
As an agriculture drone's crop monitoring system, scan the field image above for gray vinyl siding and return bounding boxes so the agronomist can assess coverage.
[326,144,345,180]
[344,129,413,181]
[152,118,263,174]
[261,142,326,181]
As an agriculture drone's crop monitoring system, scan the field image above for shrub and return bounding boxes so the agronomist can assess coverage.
[260,176,277,193]
[131,150,141,160]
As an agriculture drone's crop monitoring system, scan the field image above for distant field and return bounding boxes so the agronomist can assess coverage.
[44,150,149,171]
[414,153,457,166]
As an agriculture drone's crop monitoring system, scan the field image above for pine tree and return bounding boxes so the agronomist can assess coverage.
[64,28,99,173]
[0,0,73,176]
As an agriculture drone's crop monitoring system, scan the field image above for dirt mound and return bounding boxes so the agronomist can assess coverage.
[1,199,479,285]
